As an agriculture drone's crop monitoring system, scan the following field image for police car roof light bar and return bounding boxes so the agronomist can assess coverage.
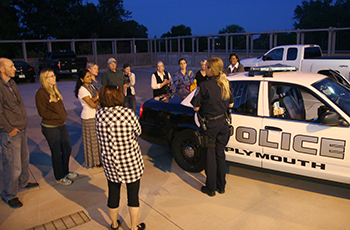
[248,65,298,77]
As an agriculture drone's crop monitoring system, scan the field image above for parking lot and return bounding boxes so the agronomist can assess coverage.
[1,65,350,230]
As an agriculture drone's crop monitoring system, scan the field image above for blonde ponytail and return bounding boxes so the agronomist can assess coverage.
[207,57,231,100]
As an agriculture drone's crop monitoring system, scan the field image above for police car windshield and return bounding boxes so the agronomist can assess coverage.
[312,78,350,117]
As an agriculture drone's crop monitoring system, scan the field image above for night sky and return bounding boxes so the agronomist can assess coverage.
[86,0,305,38]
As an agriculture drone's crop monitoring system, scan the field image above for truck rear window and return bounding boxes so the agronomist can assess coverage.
[304,47,322,59]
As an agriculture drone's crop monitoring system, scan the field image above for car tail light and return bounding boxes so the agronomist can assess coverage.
[140,103,144,118]
[57,61,61,69]
[29,68,34,71]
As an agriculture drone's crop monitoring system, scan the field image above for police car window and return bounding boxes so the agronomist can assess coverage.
[313,78,350,117]
[230,81,259,116]
[265,48,283,61]
[269,83,331,122]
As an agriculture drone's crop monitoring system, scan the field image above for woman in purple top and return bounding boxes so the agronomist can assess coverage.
[173,58,194,94]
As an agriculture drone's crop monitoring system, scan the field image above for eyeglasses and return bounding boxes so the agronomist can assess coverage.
[47,75,56,78]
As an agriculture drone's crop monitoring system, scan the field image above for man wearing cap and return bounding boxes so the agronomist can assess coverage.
[102,58,126,89]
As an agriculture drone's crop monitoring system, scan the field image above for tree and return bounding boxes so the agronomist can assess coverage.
[218,24,245,34]
[161,25,192,38]
[293,0,335,29]
[15,0,84,39]
[293,0,350,49]
[13,0,148,39]
[0,0,21,40]
[161,25,192,52]
[217,24,246,50]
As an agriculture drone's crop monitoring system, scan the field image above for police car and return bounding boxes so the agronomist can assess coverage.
[140,66,350,184]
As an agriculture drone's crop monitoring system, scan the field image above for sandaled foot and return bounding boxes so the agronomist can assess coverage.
[137,222,146,230]
[110,220,121,230]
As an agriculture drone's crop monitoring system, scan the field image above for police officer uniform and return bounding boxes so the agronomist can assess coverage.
[191,76,234,196]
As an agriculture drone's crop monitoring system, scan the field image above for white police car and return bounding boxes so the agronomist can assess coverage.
[141,66,350,184]
[215,66,350,185]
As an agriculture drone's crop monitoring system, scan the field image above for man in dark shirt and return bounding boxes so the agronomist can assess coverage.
[102,58,126,89]
[0,58,38,208]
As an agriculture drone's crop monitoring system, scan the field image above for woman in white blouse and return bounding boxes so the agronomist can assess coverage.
[74,69,101,167]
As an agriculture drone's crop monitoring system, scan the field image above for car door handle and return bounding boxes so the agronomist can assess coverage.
[265,126,282,132]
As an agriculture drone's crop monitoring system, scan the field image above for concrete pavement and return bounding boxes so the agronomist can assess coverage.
[1,66,350,230]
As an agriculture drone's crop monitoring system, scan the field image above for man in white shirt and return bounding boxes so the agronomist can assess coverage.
[151,61,173,97]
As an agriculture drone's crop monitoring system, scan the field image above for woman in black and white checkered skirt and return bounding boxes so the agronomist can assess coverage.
[95,85,145,230]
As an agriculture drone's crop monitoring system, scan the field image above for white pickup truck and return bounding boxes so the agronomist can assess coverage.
[240,44,350,80]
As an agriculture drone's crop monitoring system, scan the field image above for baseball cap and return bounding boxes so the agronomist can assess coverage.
[107,58,117,64]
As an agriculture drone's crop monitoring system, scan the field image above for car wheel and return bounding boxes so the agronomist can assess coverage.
[30,77,35,83]
[56,75,61,81]
[172,129,205,172]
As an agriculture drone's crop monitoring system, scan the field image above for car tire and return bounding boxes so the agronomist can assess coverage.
[56,75,61,81]
[172,129,205,172]
[30,77,35,83]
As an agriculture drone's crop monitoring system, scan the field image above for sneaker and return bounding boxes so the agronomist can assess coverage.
[66,172,78,179]
[19,182,39,192]
[2,197,23,208]
[56,177,73,186]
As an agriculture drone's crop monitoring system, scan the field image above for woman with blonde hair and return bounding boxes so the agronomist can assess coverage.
[191,57,234,197]
[35,69,78,185]
[87,63,102,91]
[195,59,209,85]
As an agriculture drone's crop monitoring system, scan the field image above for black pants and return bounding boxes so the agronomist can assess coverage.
[107,179,140,208]
[42,125,71,180]
[203,118,230,192]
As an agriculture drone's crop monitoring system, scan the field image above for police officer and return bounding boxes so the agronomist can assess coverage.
[191,57,234,197]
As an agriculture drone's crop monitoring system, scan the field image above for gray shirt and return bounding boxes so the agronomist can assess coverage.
[0,77,27,133]
[102,69,126,87]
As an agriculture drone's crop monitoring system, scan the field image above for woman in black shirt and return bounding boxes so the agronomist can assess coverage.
[191,57,234,197]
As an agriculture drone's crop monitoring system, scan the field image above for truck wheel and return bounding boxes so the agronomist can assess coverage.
[172,129,205,172]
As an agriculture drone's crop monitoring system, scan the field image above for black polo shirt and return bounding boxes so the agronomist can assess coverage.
[190,76,234,117]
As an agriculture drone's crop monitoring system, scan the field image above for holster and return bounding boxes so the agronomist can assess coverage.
[195,131,215,148]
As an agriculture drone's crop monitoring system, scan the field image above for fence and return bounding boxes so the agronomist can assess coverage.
[0,27,349,71]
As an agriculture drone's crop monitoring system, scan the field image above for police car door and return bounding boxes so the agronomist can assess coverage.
[261,82,350,184]
[226,80,264,168]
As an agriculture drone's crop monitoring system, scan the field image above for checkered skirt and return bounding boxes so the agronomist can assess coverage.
[95,106,144,183]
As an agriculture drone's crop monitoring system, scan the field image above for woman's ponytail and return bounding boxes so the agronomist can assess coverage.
[207,57,231,100]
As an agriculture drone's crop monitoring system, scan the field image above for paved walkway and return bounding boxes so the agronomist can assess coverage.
[1,66,350,230]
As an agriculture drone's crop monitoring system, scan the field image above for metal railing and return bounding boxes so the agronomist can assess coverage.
[0,27,349,68]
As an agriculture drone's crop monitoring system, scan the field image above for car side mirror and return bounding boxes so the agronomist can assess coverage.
[262,55,267,61]
[319,111,339,126]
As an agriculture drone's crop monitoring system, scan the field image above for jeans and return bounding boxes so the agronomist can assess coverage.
[42,125,71,180]
[123,95,136,111]
[0,128,29,200]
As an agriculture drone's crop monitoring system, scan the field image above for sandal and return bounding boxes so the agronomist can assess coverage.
[110,220,121,230]
[137,222,146,230]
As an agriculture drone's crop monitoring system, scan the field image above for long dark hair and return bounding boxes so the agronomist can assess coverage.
[74,69,90,98]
